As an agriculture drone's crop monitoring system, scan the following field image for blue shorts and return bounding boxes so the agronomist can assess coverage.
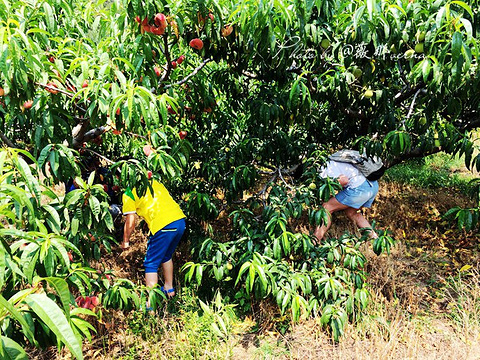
[335,180,379,209]
[144,218,186,273]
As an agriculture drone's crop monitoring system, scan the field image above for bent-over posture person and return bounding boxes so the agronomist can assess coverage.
[313,159,379,243]
[122,179,186,300]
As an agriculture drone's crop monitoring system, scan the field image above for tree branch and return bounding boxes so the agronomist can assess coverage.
[404,88,427,125]
[278,166,294,190]
[386,146,443,169]
[84,148,114,165]
[163,58,213,89]
[0,129,16,148]
[394,82,425,105]
[36,82,75,98]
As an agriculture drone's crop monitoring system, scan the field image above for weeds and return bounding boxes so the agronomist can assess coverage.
[384,153,475,194]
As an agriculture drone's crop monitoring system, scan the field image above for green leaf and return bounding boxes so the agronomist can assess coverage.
[25,293,84,360]
[0,336,29,360]
[452,32,462,61]
[0,294,37,346]
[451,1,474,18]
[43,277,72,321]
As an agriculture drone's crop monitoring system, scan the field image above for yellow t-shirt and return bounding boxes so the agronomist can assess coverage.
[122,180,185,235]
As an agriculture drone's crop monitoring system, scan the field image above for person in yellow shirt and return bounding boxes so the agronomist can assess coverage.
[122,180,186,299]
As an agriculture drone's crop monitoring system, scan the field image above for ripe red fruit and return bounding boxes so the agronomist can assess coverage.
[179,130,187,140]
[147,170,153,179]
[143,144,153,156]
[151,26,165,36]
[23,100,33,109]
[154,66,162,77]
[189,38,204,50]
[135,16,141,23]
[171,61,177,69]
[82,80,88,88]
[75,296,85,307]
[154,13,167,29]
[167,105,176,114]
[177,55,185,64]
[103,184,108,192]
[112,129,121,135]
[90,296,100,307]
[208,13,214,21]
[116,108,121,116]
[221,25,233,37]
[68,251,73,262]
[0,88,4,96]
[89,233,96,242]
[46,82,58,94]
[49,56,55,63]
[83,296,91,309]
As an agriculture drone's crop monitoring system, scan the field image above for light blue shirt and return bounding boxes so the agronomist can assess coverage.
[320,160,366,188]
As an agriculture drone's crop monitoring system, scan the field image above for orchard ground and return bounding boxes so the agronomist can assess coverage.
[29,160,480,360]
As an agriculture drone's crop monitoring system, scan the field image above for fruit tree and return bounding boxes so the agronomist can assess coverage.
[0,0,479,356]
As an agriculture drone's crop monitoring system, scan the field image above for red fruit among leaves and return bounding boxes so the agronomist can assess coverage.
[189,38,204,50]
[82,80,88,88]
[154,66,162,77]
[167,105,176,114]
[179,131,187,140]
[177,55,185,64]
[147,170,153,179]
[90,296,100,307]
[208,13,214,21]
[116,107,121,116]
[143,144,153,156]
[23,100,33,109]
[75,296,85,307]
[0,88,4,96]
[135,16,141,23]
[68,251,73,262]
[221,25,233,37]
[171,61,177,69]
[154,13,167,29]
[49,56,55,63]
[151,26,165,36]
[84,296,92,308]
[112,129,121,135]
[103,184,108,192]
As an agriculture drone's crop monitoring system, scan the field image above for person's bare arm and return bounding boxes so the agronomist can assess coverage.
[338,174,349,187]
[122,213,136,249]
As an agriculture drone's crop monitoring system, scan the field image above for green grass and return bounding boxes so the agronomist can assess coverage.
[384,152,477,195]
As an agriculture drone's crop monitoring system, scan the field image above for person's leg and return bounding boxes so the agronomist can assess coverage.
[145,272,158,288]
[344,207,378,238]
[144,231,170,288]
[314,197,349,243]
[161,260,174,293]
[160,219,186,297]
